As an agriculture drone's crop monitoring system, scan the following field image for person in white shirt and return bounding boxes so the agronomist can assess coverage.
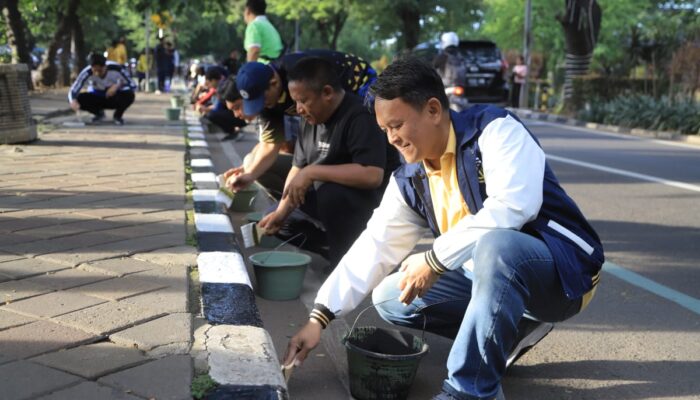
[69,53,136,125]
[282,57,603,400]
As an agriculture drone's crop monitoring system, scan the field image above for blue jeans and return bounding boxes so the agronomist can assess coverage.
[372,230,581,400]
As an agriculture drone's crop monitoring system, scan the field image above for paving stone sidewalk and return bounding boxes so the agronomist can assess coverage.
[0,91,196,400]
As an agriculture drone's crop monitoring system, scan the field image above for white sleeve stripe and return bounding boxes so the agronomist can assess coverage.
[547,220,594,255]
[69,67,92,102]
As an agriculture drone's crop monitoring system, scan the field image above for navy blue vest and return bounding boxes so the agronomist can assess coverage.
[394,105,604,299]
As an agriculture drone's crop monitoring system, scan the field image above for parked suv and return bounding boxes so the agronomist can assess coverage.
[412,39,509,105]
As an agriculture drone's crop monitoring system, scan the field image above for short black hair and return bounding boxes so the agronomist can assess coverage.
[205,67,223,81]
[245,0,266,15]
[287,57,342,93]
[220,76,241,102]
[89,53,106,66]
[370,56,449,111]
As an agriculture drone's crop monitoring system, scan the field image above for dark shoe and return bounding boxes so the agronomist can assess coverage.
[432,387,505,400]
[91,111,105,123]
[432,390,460,400]
[506,318,554,368]
[113,118,124,126]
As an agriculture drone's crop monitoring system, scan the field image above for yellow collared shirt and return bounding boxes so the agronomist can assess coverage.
[423,124,470,234]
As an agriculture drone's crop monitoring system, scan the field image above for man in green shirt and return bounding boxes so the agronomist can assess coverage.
[244,0,283,63]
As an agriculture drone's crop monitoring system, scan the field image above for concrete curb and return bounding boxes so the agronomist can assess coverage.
[182,111,288,399]
[508,107,700,147]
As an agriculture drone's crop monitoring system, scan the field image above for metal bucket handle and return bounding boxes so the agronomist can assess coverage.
[346,298,428,346]
[258,232,308,265]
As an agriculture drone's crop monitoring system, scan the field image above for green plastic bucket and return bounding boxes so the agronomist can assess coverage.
[170,96,184,108]
[244,212,283,248]
[165,107,181,121]
[229,188,258,212]
[343,305,429,400]
[249,251,310,300]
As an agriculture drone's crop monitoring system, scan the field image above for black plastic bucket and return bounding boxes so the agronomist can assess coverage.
[343,304,429,400]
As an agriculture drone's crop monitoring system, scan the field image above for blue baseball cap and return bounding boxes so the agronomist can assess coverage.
[236,62,274,117]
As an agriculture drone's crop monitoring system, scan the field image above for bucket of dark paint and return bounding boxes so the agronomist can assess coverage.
[165,107,181,121]
[249,251,310,300]
[229,187,258,212]
[170,95,185,108]
[245,212,283,248]
[343,303,429,400]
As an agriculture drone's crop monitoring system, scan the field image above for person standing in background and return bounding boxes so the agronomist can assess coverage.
[105,40,118,63]
[115,37,128,66]
[243,0,283,63]
[510,56,527,108]
[155,38,174,93]
[136,49,152,91]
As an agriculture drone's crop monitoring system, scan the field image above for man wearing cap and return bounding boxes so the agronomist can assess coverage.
[222,50,377,198]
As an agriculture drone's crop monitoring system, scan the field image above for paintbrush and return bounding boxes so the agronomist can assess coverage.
[240,221,266,248]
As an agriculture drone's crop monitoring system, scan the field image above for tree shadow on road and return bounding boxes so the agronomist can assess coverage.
[506,359,699,400]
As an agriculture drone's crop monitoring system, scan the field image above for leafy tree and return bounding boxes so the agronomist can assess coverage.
[268,0,350,50]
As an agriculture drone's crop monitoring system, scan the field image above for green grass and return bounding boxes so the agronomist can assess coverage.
[191,373,218,399]
[185,208,197,247]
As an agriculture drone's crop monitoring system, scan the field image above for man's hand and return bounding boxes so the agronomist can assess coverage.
[223,167,254,192]
[259,210,287,236]
[106,85,119,98]
[282,167,312,208]
[397,252,440,305]
[70,100,80,112]
[283,320,322,367]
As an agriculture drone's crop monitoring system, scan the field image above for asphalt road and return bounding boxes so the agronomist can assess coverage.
[215,117,700,400]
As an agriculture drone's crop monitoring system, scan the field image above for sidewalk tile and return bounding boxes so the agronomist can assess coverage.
[2,291,105,318]
[0,309,36,330]
[38,249,128,267]
[110,313,192,354]
[25,268,113,291]
[0,252,25,263]
[98,354,192,400]
[36,381,142,400]
[0,279,52,305]
[31,342,149,379]
[120,288,188,314]
[80,257,159,277]
[132,245,197,268]
[0,360,83,400]
[0,320,97,359]
[52,300,165,335]
[69,273,167,301]
[0,257,69,279]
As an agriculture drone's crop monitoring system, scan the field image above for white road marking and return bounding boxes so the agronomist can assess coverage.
[547,154,700,193]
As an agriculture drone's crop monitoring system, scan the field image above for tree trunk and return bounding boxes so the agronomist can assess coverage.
[557,0,602,108]
[72,14,87,77]
[329,12,347,51]
[39,0,79,87]
[398,4,420,51]
[2,0,34,89]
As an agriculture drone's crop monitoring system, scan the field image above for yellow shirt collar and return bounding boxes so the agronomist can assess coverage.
[424,124,456,173]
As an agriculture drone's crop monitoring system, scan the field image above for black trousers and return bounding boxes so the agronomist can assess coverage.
[510,82,522,108]
[206,109,247,135]
[276,182,381,269]
[77,91,135,119]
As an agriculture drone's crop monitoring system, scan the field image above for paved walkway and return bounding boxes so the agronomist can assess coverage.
[0,91,195,400]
